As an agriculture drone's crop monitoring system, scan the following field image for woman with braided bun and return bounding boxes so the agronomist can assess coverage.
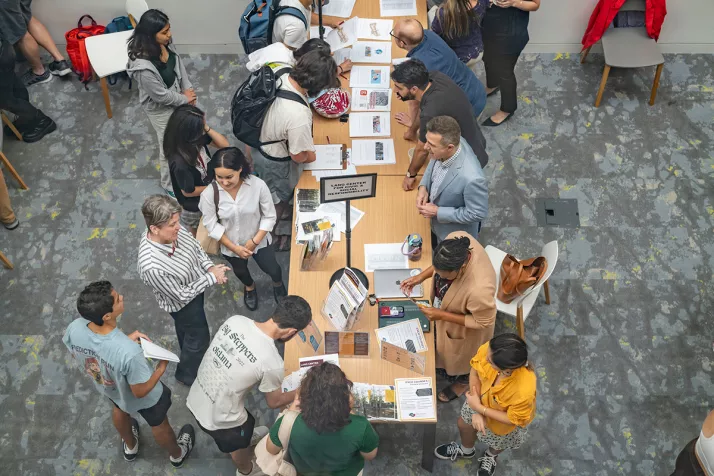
[400,231,497,403]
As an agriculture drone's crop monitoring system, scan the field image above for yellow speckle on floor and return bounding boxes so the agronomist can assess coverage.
[129,223,137,229]
[520,133,534,140]
[50,211,60,220]
[554,53,564,61]
[585,122,591,127]
[91,170,99,177]
[219,75,225,80]
[602,270,617,279]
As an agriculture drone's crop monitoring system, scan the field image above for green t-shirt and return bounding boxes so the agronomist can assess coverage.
[151,50,177,88]
[270,414,379,476]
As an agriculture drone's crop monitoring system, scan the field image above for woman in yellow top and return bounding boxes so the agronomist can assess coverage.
[434,333,537,476]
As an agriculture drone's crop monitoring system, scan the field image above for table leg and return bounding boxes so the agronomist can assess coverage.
[420,423,436,472]
[100,76,113,119]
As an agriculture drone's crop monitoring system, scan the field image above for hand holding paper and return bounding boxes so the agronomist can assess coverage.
[140,338,180,363]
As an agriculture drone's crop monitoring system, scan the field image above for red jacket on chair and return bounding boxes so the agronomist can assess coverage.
[581,0,667,50]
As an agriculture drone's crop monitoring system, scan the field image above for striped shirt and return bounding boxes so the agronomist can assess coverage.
[430,145,462,202]
[137,227,217,313]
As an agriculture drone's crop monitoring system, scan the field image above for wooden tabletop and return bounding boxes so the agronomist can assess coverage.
[285,174,437,423]
[312,0,428,176]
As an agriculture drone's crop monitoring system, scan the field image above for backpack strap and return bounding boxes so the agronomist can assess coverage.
[275,89,308,107]
[275,6,308,29]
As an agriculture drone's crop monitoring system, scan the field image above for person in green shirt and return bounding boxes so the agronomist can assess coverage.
[267,363,379,475]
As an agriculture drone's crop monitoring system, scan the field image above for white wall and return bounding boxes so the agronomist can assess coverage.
[33,0,714,54]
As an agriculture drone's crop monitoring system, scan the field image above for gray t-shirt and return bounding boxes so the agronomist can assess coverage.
[63,319,162,413]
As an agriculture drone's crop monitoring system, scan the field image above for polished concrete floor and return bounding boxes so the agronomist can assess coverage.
[1,52,713,476]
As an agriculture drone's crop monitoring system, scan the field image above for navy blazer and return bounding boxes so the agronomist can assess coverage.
[419,137,488,241]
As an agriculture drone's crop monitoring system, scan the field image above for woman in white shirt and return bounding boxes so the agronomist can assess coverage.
[199,147,286,311]
[673,409,714,475]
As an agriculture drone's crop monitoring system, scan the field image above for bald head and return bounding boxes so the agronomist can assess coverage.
[393,19,424,50]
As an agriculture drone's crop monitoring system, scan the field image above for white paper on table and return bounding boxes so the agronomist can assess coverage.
[304,144,344,170]
[312,164,357,180]
[140,338,180,363]
[350,41,392,64]
[395,377,435,421]
[357,18,394,41]
[380,0,417,17]
[333,47,351,65]
[309,25,333,39]
[324,17,359,51]
[351,139,396,165]
[349,112,391,137]
[316,201,364,234]
[349,65,391,88]
[295,212,342,242]
[392,57,409,66]
[363,243,409,272]
[350,88,392,112]
[320,0,357,18]
[375,318,428,353]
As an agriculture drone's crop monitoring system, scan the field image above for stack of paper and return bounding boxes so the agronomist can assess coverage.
[301,229,335,270]
[322,268,369,331]
[395,378,435,421]
[364,242,409,271]
[375,319,428,353]
[296,188,320,212]
[351,88,392,112]
[351,41,392,64]
[357,18,394,41]
[304,144,345,171]
[380,0,417,17]
[296,211,342,242]
[352,383,398,421]
[316,201,365,234]
[140,338,180,362]
[351,139,396,166]
[283,354,341,392]
[320,0,358,18]
[349,112,391,137]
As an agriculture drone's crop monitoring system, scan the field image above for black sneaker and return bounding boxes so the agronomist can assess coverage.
[477,453,498,476]
[48,59,72,76]
[22,116,56,143]
[434,441,476,461]
[273,282,287,303]
[244,287,258,311]
[123,418,140,461]
[2,218,19,230]
[21,68,52,86]
[170,424,195,468]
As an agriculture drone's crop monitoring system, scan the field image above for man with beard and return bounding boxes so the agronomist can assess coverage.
[391,59,489,191]
[186,295,312,476]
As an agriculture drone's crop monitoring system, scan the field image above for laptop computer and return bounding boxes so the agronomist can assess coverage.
[373,268,423,299]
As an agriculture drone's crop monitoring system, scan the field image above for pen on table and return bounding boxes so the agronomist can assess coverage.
[327,136,331,144]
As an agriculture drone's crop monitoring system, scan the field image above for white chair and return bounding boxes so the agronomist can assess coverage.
[84,0,149,118]
[484,241,559,339]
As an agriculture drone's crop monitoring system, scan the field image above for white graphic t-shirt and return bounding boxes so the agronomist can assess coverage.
[187,315,284,430]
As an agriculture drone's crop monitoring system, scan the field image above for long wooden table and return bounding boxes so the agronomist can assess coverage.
[312,0,428,176]
[286,174,438,471]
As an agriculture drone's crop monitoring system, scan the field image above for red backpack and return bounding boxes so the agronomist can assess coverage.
[65,15,106,84]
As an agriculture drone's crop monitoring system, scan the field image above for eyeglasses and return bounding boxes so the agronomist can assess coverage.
[389,29,401,43]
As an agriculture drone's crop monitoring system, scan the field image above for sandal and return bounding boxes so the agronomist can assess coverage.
[437,382,468,403]
[275,235,291,252]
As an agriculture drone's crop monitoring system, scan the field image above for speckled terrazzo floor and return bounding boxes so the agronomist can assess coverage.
[1,52,713,476]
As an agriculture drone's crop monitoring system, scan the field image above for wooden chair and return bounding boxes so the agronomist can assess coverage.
[484,241,559,339]
[1,111,22,141]
[0,250,13,270]
[0,123,28,190]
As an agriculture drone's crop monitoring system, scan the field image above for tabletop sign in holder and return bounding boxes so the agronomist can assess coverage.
[320,173,378,289]
[380,340,426,375]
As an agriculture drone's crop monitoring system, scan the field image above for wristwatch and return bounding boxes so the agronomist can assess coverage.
[405,171,416,179]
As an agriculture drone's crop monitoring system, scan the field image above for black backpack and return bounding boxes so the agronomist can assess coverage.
[231,66,308,162]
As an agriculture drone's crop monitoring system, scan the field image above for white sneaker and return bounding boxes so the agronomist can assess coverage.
[250,425,269,446]
[237,461,267,476]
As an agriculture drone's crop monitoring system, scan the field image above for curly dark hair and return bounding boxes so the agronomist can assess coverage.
[300,362,353,434]
[76,281,114,326]
[290,49,339,97]
[433,236,472,271]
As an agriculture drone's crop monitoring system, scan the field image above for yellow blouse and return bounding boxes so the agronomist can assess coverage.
[470,343,537,435]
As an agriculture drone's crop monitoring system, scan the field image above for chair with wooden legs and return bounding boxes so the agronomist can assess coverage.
[484,241,559,339]
[1,111,23,141]
[0,125,28,190]
[0,250,13,269]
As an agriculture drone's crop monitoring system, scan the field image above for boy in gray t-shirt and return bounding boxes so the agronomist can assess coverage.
[63,281,194,467]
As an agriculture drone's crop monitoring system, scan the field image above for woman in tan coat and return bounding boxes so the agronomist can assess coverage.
[401,231,497,402]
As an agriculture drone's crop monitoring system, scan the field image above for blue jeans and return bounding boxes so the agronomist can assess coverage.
[169,293,210,385]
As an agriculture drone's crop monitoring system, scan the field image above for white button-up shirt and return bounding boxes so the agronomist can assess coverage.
[198,176,277,258]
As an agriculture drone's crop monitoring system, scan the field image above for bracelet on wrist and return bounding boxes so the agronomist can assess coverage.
[251,238,259,246]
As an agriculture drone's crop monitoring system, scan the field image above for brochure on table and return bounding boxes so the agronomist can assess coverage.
[324,17,359,51]
[350,41,392,64]
[380,0,417,17]
[282,354,340,392]
[395,378,436,421]
[296,211,342,242]
[351,88,392,112]
[350,65,391,88]
[322,267,369,331]
[351,139,396,166]
[364,242,409,272]
[375,318,428,353]
[320,0,357,18]
[296,320,324,356]
[304,144,345,171]
[380,340,426,374]
[352,382,398,421]
[357,18,394,41]
[316,202,365,234]
[325,331,370,357]
[349,112,391,138]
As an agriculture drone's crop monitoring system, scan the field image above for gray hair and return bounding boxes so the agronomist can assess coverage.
[141,194,181,229]
[426,116,461,147]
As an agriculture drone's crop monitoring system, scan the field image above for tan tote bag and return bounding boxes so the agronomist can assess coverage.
[255,410,300,476]
[196,182,221,255]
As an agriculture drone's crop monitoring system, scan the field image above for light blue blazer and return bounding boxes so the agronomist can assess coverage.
[419,137,488,242]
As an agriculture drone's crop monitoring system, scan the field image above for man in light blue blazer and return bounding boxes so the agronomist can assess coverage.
[416,115,488,248]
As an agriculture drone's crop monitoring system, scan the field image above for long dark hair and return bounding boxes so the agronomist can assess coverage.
[210,147,252,180]
[300,363,353,433]
[439,0,479,40]
[490,333,532,371]
[127,9,169,61]
[163,104,205,167]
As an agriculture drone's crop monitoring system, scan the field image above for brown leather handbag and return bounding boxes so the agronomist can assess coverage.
[497,255,548,304]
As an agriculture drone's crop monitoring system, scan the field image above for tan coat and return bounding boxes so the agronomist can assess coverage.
[433,232,497,376]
